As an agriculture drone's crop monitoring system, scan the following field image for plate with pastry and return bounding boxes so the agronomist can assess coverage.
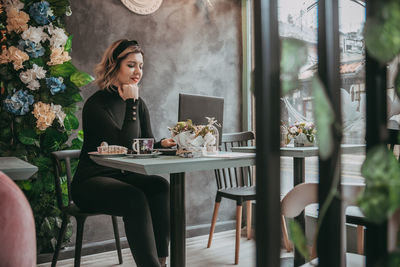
[89,142,128,157]
[88,151,127,157]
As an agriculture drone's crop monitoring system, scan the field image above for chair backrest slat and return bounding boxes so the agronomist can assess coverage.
[240,166,245,186]
[228,168,233,187]
[214,131,255,189]
[234,168,239,186]
[65,158,73,205]
[222,168,227,188]
[51,150,81,210]
[247,166,253,186]
[214,170,221,189]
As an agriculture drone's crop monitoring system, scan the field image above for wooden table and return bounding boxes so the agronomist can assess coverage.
[0,157,38,180]
[232,144,366,266]
[90,152,255,267]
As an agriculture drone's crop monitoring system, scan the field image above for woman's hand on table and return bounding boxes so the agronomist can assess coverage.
[161,138,176,148]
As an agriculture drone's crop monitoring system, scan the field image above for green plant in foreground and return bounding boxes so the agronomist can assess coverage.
[0,0,91,253]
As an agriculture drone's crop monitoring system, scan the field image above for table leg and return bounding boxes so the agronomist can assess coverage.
[170,172,185,267]
[293,158,305,267]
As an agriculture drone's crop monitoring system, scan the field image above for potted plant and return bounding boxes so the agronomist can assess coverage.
[285,121,316,147]
[169,117,220,157]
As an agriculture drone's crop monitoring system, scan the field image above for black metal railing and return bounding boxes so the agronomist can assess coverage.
[254,0,281,266]
[254,0,390,266]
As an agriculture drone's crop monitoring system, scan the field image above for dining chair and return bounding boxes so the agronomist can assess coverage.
[206,131,255,265]
[50,150,123,267]
[281,182,366,266]
[0,171,36,267]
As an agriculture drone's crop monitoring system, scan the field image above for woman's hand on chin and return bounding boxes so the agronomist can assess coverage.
[161,138,176,148]
[118,84,139,101]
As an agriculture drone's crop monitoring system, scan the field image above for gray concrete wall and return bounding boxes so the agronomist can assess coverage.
[63,0,243,250]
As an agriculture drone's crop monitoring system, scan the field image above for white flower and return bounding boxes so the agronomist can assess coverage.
[19,69,36,84]
[47,24,68,48]
[304,122,314,131]
[19,64,47,86]
[51,103,66,127]
[65,6,72,16]
[21,26,49,44]
[47,8,54,18]
[26,80,40,91]
[31,64,47,79]
[289,126,298,135]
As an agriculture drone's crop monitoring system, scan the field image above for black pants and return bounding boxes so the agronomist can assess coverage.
[72,172,170,267]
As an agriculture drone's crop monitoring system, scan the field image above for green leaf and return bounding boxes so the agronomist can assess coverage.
[62,103,79,114]
[50,61,77,78]
[281,37,308,95]
[18,128,39,146]
[46,0,70,17]
[78,130,84,141]
[358,145,400,224]
[29,57,45,67]
[312,76,335,160]
[64,35,73,52]
[70,137,83,149]
[71,93,83,102]
[288,220,310,260]
[16,180,32,191]
[64,113,79,131]
[0,127,12,141]
[33,156,52,173]
[363,1,400,63]
[70,71,94,87]
[42,127,68,152]
[388,251,400,267]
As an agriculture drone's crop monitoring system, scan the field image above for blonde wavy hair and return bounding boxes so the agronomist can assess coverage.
[95,39,144,91]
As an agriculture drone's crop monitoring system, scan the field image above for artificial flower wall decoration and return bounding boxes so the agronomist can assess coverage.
[0,0,93,253]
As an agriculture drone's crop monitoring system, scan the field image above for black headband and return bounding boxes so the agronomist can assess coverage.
[113,40,139,59]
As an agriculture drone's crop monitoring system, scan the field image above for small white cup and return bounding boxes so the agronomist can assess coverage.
[132,138,154,154]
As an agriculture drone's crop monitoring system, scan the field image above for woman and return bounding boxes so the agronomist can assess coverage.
[72,39,175,267]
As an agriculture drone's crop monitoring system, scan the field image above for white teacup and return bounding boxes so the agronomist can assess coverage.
[132,138,154,154]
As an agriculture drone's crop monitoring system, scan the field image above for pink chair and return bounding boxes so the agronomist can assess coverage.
[0,171,36,267]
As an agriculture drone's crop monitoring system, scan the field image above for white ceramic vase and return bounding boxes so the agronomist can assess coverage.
[294,133,315,147]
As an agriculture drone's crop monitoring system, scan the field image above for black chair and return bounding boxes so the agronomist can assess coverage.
[206,131,255,265]
[50,150,123,267]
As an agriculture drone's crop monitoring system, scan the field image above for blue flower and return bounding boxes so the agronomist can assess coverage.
[46,77,66,95]
[19,40,45,58]
[3,90,35,116]
[29,1,54,25]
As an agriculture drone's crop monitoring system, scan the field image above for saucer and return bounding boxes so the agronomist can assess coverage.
[126,152,162,158]
[88,152,127,157]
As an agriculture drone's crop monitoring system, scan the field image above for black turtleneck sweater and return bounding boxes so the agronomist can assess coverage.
[73,89,162,183]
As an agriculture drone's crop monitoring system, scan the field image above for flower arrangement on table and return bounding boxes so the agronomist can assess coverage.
[0,0,93,253]
[285,121,316,147]
[169,117,220,157]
